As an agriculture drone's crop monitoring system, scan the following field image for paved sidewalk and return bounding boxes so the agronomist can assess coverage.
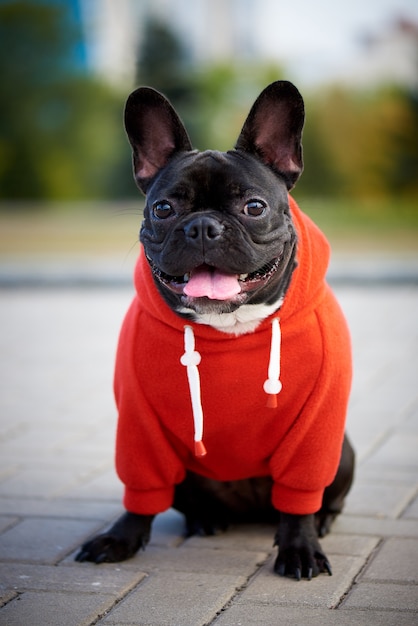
[0,271,417,624]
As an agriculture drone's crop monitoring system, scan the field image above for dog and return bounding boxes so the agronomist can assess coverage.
[76,81,354,580]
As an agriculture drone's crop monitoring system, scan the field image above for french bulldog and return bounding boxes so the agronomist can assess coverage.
[76,81,355,580]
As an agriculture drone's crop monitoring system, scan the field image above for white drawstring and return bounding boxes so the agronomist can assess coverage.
[180,325,207,457]
[263,318,282,407]
[181,318,282,456]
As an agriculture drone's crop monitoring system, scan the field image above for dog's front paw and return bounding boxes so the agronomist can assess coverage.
[75,512,154,564]
[76,534,135,564]
[274,512,332,580]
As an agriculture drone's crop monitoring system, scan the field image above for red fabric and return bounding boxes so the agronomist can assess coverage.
[114,196,352,516]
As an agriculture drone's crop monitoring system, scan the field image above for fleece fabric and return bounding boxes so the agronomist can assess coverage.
[114,195,352,516]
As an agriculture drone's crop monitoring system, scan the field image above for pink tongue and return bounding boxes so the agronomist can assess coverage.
[184,266,241,300]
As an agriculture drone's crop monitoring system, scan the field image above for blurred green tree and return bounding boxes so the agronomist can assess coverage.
[136,21,286,153]
[135,16,201,143]
[0,1,130,202]
[295,98,342,197]
[385,87,418,197]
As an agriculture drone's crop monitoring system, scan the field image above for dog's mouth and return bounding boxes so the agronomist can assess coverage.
[147,256,283,302]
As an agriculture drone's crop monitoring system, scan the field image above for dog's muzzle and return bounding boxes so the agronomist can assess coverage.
[147,256,284,303]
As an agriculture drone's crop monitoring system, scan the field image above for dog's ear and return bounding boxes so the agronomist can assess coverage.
[235,81,304,190]
[124,87,193,193]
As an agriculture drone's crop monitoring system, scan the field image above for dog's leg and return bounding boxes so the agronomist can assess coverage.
[315,434,355,537]
[75,512,154,563]
[173,472,281,535]
[274,512,332,580]
[274,435,354,580]
[173,472,230,536]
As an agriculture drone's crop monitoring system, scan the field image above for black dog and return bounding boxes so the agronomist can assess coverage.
[76,81,354,580]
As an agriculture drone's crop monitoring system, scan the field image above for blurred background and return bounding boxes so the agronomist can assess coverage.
[0,0,417,260]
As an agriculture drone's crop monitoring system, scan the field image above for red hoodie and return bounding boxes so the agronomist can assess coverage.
[114,196,352,516]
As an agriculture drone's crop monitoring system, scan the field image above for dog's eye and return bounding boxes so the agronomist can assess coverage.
[243,200,266,217]
[153,201,173,219]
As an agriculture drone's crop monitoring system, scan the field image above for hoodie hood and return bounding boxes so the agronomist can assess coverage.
[135,196,330,334]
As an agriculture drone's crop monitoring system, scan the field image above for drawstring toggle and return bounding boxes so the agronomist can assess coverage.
[263,318,283,408]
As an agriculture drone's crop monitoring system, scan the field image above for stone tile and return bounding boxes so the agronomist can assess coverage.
[356,464,418,486]
[0,424,94,454]
[341,582,418,611]
[0,562,145,594]
[0,496,122,520]
[119,544,268,577]
[320,533,379,558]
[101,571,247,626]
[214,604,416,625]
[0,449,110,482]
[366,434,418,469]
[0,516,18,534]
[235,554,364,609]
[183,523,276,552]
[343,482,416,519]
[0,591,117,626]
[402,494,418,519]
[401,408,418,435]
[0,591,17,609]
[333,514,418,538]
[0,518,104,564]
[360,537,418,583]
[61,468,123,501]
[0,468,90,499]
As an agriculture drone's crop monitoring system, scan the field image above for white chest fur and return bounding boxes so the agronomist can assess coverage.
[178,298,284,336]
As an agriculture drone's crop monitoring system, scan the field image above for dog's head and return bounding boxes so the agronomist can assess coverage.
[125,81,305,333]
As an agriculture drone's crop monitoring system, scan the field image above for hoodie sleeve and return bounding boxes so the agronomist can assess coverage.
[114,297,186,515]
[269,285,352,515]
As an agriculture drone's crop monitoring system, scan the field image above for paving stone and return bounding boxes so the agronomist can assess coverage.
[0,518,104,564]
[183,523,276,552]
[0,516,18,534]
[366,433,418,469]
[0,424,94,454]
[402,494,418,519]
[0,590,117,626]
[0,591,17,609]
[234,554,365,609]
[0,468,91,499]
[0,496,122,520]
[0,447,112,473]
[117,544,268,577]
[214,604,416,625]
[341,582,418,611]
[0,562,146,594]
[357,464,418,486]
[359,537,418,583]
[320,533,379,557]
[401,409,418,435]
[101,571,247,625]
[61,468,123,501]
[333,514,418,538]
[343,482,416,519]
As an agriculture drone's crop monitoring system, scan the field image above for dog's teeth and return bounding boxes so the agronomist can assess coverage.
[184,273,190,282]
[239,273,249,280]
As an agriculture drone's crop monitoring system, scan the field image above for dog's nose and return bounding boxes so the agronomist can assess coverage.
[183,215,224,246]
